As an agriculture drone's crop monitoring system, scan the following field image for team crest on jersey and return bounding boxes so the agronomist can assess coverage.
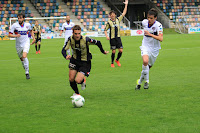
[152,27,155,30]
[76,44,79,48]
[26,26,29,29]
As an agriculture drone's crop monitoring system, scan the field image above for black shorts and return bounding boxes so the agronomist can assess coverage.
[68,57,91,77]
[35,38,41,43]
[110,37,123,50]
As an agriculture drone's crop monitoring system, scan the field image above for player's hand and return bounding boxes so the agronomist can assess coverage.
[123,0,128,5]
[66,55,71,60]
[104,51,109,54]
[106,36,110,40]
[144,30,151,36]
[16,34,21,38]
[59,34,62,36]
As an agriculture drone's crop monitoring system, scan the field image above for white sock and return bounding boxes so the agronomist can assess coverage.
[23,58,29,74]
[139,65,149,84]
[21,60,25,69]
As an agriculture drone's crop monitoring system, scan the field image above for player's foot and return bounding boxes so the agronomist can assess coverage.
[36,51,38,54]
[144,81,149,89]
[25,74,30,80]
[81,77,86,90]
[135,79,141,90]
[38,50,40,54]
[111,63,115,67]
[115,60,121,67]
[70,93,80,98]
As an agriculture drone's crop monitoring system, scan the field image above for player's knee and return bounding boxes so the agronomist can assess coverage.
[75,78,82,84]
[112,50,116,54]
[22,54,27,59]
[69,77,75,82]
[143,60,148,66]
[119,49,123,53]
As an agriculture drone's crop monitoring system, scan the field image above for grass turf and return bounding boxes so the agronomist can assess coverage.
[0,34,200,132]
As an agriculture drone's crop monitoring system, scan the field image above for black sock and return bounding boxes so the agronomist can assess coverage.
[116,52,122,61]
[38,44,41,51]
[111,53,115,64]
[35,45,37,51]
[70,81,79,94]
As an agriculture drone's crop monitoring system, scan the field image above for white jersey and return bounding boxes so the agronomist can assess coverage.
[61,22,75,38]
[142,19,163,57]
[9,22,32,48]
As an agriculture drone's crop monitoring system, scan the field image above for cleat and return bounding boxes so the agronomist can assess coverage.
[111,64,115,67]
[81,77,86,90]
[115,60,121,67]
[38,50,40,54]
[135,79,141,90]
[70,93,80,98]
[144,81,149,89]
[36,51,38,54]
[26,74,30,80]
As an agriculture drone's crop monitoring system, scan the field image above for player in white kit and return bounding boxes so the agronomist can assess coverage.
[8,13,35,79]
[135,8,163,90]
[59,15,75,55]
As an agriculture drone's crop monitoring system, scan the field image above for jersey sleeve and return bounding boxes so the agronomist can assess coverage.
[117,15,123,22]
[104,22,110,31]
[157,23,163,35]
[86,37,97,45]
[86,37,105,54]
[9,24,15,34]
[62,37,71,58]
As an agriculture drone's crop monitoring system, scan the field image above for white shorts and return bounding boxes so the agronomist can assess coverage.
[16,44,30,58]
[140,46,158,66]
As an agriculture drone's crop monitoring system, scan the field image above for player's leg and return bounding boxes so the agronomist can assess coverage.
[115,37,123,66]
[35,42,38,54]
[38,40,41,54]
[69,69,79,94]
[136,55,149,90]
[76,61,91,90]
[110,38,116,67]
[111,49,116,67]
[115,48,123,67]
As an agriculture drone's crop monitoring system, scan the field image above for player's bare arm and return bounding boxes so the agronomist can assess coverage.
[31,30,36,44]
[8,33,21,38]
[104,31,110,40]
[122,0,128,16]
[144,30,163,42]
[59,30,63,36]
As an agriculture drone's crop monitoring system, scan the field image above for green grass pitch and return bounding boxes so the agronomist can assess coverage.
[0,33,200,132]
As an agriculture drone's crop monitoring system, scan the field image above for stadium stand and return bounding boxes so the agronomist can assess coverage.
[0,0,34,35]
[63,0,128,31]
[30,0,68,33]
[152,0,200,22]
[64,0,109,31]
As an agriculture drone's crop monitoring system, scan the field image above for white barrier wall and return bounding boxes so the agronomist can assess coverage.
[188,27,200,34]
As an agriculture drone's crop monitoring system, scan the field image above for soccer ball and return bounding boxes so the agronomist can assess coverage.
[72,95,85,108]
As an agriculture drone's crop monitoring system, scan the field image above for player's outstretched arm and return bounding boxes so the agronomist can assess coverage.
[61,39,71,60]
[95,40,109,54]
[30,30,36,44]
[122,0,128,16]
[144,30,163,42]
[8,33,21,38]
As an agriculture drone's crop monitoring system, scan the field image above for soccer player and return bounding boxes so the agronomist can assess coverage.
[61,25,109,97]
[59,15,75,55]
[8,13,35,79]
[104,0,128,67]
[31,20,42,54]
[135,8,163,90]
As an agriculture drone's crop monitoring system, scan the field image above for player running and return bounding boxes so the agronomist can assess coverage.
[135,8,163,90]
[59,15,75,55]
[61,25,109,98]
[104,0,128,67]
[31,20,42,54]
[8,13,35,79]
